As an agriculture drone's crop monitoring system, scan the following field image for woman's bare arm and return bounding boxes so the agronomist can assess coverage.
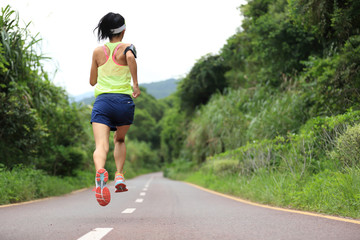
[89,49,99,86]
[126,50,140,98]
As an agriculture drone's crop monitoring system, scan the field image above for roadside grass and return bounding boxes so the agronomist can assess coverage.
[0,161,153,205]
[163,110,360,219]
[180,168,360,219]
[0,165,94,205]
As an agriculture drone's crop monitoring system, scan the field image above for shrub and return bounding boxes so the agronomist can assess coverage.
[126,140,160,171]
[177,54,230,114]
[246,90,307,140]
[202,159,240,177]
[301,36,360,116]
[332,124,360,168]
[184,88,249,163]
[299,109,360,161]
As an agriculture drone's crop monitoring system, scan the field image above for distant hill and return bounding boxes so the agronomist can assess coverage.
[75,78,178,104]
[140,78,178,99]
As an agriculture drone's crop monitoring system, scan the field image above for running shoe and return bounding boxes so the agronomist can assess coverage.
[115,172,128,192]
[95,168,111,206]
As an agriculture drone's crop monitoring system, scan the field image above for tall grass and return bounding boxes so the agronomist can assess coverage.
[167,110,360,218]
[0,165,93,205]
[184,168,360,219]
[183,87,307,163]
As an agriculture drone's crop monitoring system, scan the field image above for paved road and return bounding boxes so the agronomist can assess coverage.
[0,172,359,240]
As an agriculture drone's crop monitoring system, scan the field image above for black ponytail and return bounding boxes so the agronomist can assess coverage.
[94,12,125,41]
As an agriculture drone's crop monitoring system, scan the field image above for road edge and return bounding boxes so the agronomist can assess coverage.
[0,188,89,208]
[185,181,360,225]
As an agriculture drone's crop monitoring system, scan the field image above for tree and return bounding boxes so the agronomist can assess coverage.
[0,6,88,176]
[178,54,230,114]
[289,0,360,51]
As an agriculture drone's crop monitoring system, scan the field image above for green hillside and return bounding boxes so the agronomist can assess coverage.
[140,78,178,99]
[77,78,178,105]
[161,0,360,219]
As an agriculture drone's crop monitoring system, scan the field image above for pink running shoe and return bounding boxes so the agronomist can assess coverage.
[115,172,128,193]
[95,168,111,206]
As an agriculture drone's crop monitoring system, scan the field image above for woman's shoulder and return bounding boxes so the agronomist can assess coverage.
[121,42,135,47]
[93,46,104,55]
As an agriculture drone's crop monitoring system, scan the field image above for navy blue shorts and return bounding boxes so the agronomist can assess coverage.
[91,93,135,131]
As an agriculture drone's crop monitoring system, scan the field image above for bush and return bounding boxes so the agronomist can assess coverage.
[0,165,93,205]
[0,6,92,176]
[126,140,160,171]
[332,124,360,168]
[299,109,360,162]
[246,90,307,140]
[301,36,360,116]
[202,159,239,177]
[183,88,250,163]
[163,159,195,180]
[177,54,230,114]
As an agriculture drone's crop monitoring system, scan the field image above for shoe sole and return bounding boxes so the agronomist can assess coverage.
[95,168,110,206]
[115,182,128,193]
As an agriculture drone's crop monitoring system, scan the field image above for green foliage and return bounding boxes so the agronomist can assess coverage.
[289,0,360,49]
[202,159,239,177]
[184,89,249,163]
[332,124,360,168]
[128,108,157,143]
[160,105,187,163]
[140,78,178,99]
[126,140,160,170]
[227,0,320,87]
[183,168,360,219]
[179,87,307,164]
[163,159,195,180]
[0,6,91,175]
[40,146,87,176]
[0,165,93,204]
[246,89,307,140]
[167,110,360,217]
[127,87,165,149]
[177,54,230,114]
[301,36,360,116]
[299,110,360,161]
[161,0,360,219]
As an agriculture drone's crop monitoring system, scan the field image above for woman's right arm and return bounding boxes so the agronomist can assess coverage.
[89,49,99,86]
[126,50,141,98]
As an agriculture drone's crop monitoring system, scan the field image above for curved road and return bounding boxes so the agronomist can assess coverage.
[0,172,359,240]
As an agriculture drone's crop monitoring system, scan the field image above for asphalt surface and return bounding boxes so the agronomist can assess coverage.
[0,172,359,240]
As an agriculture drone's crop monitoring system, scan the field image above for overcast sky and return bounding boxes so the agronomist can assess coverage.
[3,0,246,96]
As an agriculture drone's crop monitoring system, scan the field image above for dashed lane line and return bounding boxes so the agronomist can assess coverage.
[77,228,113,240]
[135,198,144,203]
[122,208,136,214]
[144,176,154,188]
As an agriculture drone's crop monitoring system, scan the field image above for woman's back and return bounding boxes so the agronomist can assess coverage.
[94,42,133,97]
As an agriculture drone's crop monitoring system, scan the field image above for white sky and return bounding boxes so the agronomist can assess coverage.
[2,0,246,96]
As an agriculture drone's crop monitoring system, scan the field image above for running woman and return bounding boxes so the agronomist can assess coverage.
[89,12,140,206]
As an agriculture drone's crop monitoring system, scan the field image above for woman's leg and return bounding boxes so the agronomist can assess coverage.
[113,125,131,174]
[92,122,110,171]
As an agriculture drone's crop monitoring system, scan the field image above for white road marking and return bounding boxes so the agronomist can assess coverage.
[143,188,148,191]
[145,177,154,188]
[77,228,113,240]
[122,208,136,214]
[140,192,146,196]
[135,198,144,203]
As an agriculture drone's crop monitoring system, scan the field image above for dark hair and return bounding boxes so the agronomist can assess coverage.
[94,12,125,41]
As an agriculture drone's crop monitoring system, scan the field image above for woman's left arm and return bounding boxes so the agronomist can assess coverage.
[89,49,98,86]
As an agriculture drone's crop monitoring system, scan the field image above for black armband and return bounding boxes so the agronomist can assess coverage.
[124,44,137,58]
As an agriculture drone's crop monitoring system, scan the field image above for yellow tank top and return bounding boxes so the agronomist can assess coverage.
[94,42,133,98]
